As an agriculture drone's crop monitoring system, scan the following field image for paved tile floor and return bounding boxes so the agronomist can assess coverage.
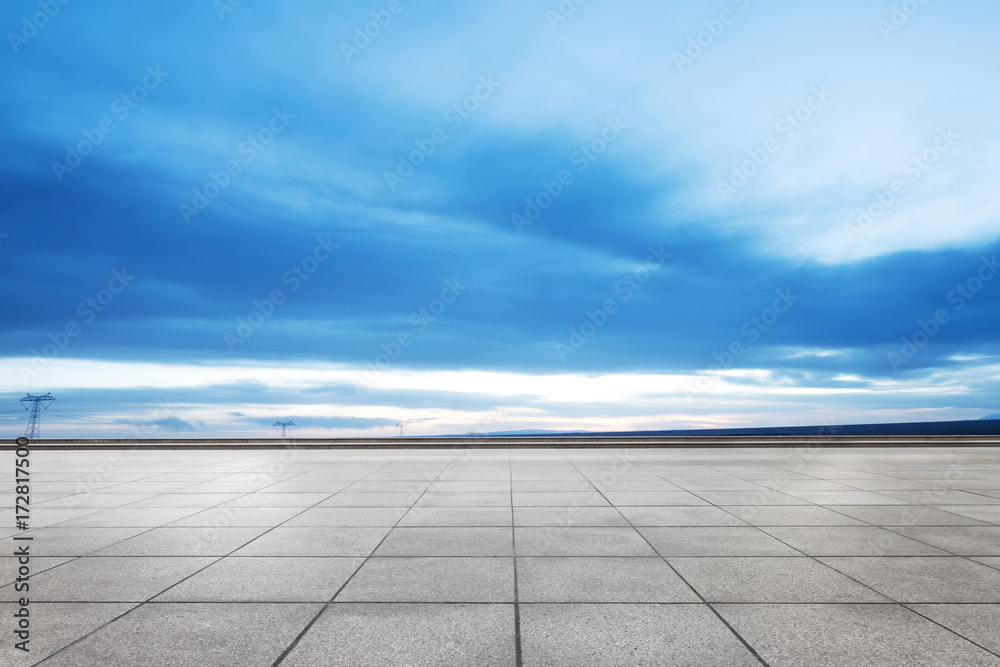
[2,446,1000,666]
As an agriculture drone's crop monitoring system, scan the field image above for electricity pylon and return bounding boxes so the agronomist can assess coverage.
[395,421,409,437]
[20,393,55,438]
[273,420,295,437]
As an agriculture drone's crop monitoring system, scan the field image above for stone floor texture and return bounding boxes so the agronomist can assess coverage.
[2,446,1000,666]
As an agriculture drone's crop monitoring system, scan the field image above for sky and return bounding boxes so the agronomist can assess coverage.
[1,0,998,438]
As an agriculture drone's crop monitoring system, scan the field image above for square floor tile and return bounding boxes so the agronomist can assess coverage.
[52,507,202,528]
[0,602,137,667]
[512,492,610,506]
[282,507,408,526]
[90,526,269,556]
[690,489,813,505]
[514,507,629,526]
[884,525,1000,555]
[154,556,362,601]
[762,526,949,556]
[783,490,910,505]
[215,492,333,507]
[513,480,595,492]
[38,493,158,508]
[908,604,1000,655]
[125,493,244,508]
[929,505,1000,524]
[0,556,216,602]
[820,556,1000,602]
[592,480,682,493]
[832,505,988,526]
[639,526,800,556]
[281,603,515,666]
[7,507,104,528]
[602,491,709,506]
[167,507,303,527]
[415,492,511,506]
[519,604,760,666]
[337,557,514,602]
[232,526,391,556]
[1,556,75,585]
[36,603,320,667]
[0,527,149,556]
[880,490,999,505]
[721,505,864,526]
[517,557,698,602]
[428,481,511,493]
[675,479,769,491]
[756,480,856,492]
[717,603,1000,667]
[618,506,748,526]
[398,507,512,526]
[345,481,431,493]
[254,481,350,493]
[374,527,513,556]
[319,493,421,507]
[515,527,656,556]
[837,478,941,491]
[669,557,887,603]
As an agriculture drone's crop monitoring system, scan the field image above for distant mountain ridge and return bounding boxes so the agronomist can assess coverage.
[463,418,1000,437]
[459,429,592,436]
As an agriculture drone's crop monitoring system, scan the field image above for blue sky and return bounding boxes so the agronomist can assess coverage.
[2,0,998,437]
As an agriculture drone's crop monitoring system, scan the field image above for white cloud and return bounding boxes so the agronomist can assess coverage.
[342,1,1000,263]
[4,355,998,436]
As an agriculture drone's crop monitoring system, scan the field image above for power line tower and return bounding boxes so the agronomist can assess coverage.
[273,420,295,437]
[20,393,55,438]
[395,420,409,437]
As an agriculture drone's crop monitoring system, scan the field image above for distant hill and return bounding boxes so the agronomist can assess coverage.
[460,429,592,436]
[470,418,1000,437]
[980,414,1000,421]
